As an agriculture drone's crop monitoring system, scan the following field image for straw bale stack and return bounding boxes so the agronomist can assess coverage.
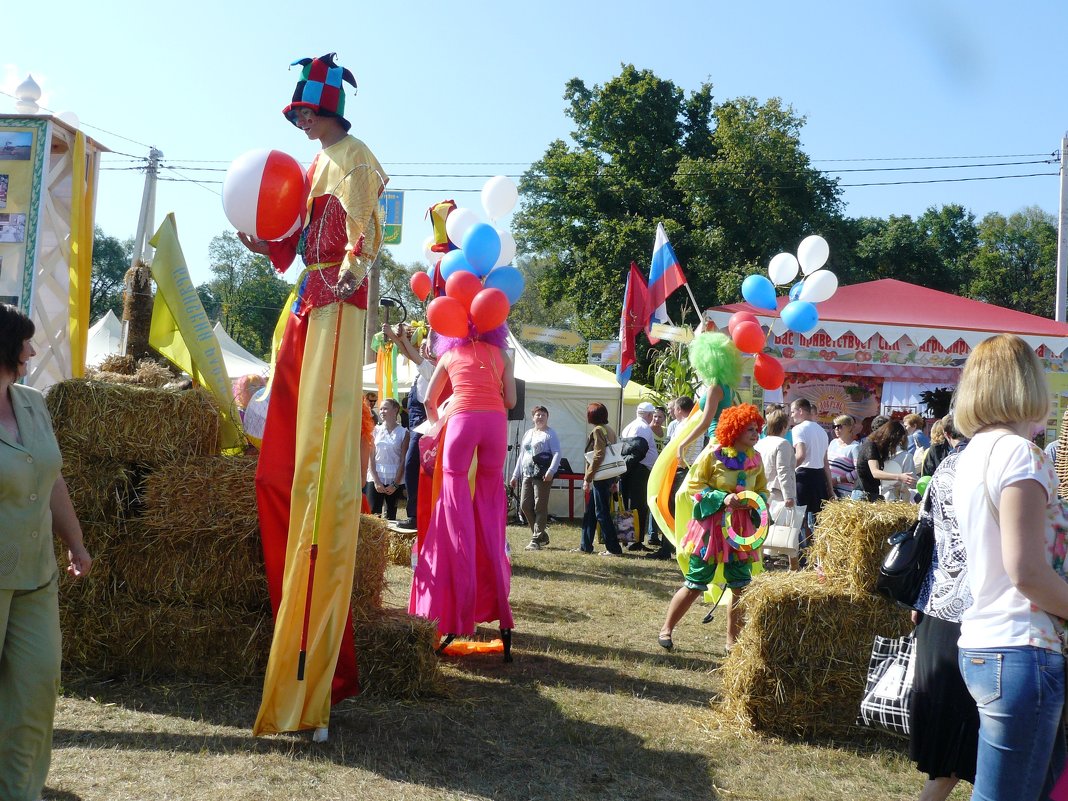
[48,377,443,695]
[810,499,917,596]
[719,571,911,739]
[88,357,175,387]
[47,379,219,465]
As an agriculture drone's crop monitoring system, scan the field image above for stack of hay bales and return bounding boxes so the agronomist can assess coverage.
[49,378,444,697]
[719,500,916,739]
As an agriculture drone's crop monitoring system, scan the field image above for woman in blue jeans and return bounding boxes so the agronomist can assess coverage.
[576,402,622,556]
[952,334,1068,801]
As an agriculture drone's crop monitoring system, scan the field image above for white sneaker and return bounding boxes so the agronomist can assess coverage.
[524,541,543,551]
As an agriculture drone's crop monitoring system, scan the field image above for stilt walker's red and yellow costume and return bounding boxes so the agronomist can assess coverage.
[253,53,387,736]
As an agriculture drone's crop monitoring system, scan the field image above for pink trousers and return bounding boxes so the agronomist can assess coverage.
[409,410,514,634]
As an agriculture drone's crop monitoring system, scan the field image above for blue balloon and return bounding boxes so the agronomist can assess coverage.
[484,265,525,304]
[741,274,778,311]
[781,300,819,333]
[462,222,502,277]
[439,249,473,280]
[789,279,804,301]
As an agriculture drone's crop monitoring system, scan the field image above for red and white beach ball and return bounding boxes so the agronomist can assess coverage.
[222,149,308,241]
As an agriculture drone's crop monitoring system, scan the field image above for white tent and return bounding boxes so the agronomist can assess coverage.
[85,310,122,367]
[211,323,269,379]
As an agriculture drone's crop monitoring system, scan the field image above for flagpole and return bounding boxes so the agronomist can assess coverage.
[683,284,704,329]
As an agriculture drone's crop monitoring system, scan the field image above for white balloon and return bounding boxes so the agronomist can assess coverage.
[767,252,799,285]
[494,230,516,268]
[798,269,838,303]
[797,234,830,275]
[481,175,518,220]
[422,236,438,266]
[444,207,478,248]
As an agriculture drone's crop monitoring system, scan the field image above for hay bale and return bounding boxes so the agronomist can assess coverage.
[61,597,272,681]
[386,527,416,567]
[138,455,258,543]
[811,499,917,595]
[354,515,389,613]
[105,521,268,608]
[718,571,911,739]
[96,353,136,375]
[47,379,220,465]
[62,454,141,523]
[88,357,175,387]
[354,608,447,699]
[55,521,123,605]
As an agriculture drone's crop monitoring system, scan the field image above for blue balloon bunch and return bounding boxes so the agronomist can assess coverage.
[741,235,836,335]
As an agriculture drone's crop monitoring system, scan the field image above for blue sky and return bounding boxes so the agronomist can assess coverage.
[4,1,1066,289]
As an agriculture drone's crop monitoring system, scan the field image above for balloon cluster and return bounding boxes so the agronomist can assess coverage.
[731,235,839,391]
[409,176,525,337]
[221,149,308,241]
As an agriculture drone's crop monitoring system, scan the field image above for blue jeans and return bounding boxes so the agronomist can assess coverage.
[580,479,621,554]
[958,646,1066,801]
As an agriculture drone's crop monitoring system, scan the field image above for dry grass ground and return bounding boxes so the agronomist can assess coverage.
[46,521,969,801]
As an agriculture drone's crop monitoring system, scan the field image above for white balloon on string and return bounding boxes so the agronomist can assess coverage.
[797,234,830,275]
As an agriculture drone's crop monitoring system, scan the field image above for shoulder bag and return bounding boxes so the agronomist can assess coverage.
[876,487,934,609]
[585,427,627,481]
[764,501,807,557]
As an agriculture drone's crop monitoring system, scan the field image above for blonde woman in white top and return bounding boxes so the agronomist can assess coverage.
[365,398,410,521]
[952,334,1068,801]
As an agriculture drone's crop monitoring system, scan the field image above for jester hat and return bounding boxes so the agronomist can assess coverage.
[283,53,357,132]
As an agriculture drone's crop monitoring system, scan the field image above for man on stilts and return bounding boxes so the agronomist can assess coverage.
[240,52,388,738]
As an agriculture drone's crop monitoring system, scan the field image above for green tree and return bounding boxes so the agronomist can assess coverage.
[967,206,1057,317]
[844,204,978,293]
[514,67,843,382]
[90,228,132,321]
[514,65,708,345]
[676,96,842,306]
[377,249,422,322]
[198,231,292,359]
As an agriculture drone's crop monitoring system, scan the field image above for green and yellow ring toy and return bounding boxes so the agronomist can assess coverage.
[722,490,769,551]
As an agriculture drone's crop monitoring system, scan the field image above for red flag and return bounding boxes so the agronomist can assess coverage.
[616,262,650,386]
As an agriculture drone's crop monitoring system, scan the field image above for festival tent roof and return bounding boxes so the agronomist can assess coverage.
[211,322,269,379]
[710,278,1068,355]
[85,310,122,367]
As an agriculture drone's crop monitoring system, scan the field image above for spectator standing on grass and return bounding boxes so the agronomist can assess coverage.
[575,402,623,557]
[827,414,860,499]
[908,417,975,801]
[855,420,915,501]
[904,412,930,470]
[620,401,658,552]
[511,405,562,551]
[381,322,435,532]
[755,406,800,571]
[364,398,409,521]
[952,333,1068,801]
[789,398,834,551]
[0,303,93,800]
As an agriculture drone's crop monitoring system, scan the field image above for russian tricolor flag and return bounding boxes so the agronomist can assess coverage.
[646,223,687,343]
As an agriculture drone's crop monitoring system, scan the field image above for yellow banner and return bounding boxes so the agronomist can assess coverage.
[67,131,94,377]
[148,214,243,452]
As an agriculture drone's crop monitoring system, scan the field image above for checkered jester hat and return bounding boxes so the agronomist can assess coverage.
[283,53,358,132]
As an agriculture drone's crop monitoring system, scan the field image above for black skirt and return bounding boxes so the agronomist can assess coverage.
[908,614,978,783]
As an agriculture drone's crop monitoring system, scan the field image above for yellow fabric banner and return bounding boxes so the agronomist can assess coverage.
[67,132,94,377]
[148,214,243,452]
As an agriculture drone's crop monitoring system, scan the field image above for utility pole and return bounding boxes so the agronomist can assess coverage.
[1056,134,1067,322]
[122,147,163,358]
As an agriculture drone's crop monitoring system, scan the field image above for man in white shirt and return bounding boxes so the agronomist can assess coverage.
[620,401,659,551]
[789,398,835,551]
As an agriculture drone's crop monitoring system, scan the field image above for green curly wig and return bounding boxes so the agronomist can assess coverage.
[689,331,742,389]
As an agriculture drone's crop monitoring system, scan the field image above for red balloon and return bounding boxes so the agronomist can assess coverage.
[445,270,483,310]
[732,320,766,354]
[727,311,760,337]
[754,353,785,390]
[470,288,510,333]
[427,296,470,337]
[410,271,432,302]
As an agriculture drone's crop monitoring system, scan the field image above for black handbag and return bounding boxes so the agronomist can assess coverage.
[876,488,934,609]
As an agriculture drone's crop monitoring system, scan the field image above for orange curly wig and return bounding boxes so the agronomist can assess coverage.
[715,403,764,449]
